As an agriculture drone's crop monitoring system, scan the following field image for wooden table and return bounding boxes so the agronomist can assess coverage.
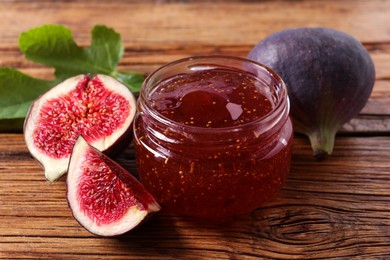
[1,0,390,258]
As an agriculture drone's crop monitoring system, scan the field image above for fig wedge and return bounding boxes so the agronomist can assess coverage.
[67,135,160,236]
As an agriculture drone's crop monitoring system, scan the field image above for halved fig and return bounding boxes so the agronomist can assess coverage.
[67,135,160,236]
[24,74,136,182]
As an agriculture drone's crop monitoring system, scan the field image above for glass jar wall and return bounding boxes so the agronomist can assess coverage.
[133,56,293,218]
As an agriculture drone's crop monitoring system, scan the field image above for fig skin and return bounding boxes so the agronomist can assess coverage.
[247,27,375,158]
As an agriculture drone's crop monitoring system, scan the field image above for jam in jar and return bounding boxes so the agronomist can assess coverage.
[134,56,293,218]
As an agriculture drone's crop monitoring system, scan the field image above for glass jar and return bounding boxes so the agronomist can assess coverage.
[133,56,293,218]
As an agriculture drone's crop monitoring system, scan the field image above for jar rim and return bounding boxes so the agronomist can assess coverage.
[139,55,289,134]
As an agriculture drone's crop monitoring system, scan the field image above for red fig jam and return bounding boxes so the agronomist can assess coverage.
[134,56,293,218]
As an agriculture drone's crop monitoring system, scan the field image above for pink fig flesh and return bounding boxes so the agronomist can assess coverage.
[67,135,160,236]
[24,74,136,181]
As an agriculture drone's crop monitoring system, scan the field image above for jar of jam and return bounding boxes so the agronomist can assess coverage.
[133,56,293,218]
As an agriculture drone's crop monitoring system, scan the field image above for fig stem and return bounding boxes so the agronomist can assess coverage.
[307,128,336,160]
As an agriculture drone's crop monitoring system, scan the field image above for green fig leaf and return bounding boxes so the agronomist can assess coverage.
[0,67,52,120]
[0,24,144,132]
[19,24,125,79]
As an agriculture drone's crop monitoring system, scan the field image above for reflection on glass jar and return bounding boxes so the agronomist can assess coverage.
[134,56,293,218]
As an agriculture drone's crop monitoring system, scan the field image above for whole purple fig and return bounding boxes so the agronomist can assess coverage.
[247,28,375,158]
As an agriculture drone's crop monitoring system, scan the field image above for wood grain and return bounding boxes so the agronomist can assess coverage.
[1,0,390,259]
[1,134,390,259]
[1,0,390,47]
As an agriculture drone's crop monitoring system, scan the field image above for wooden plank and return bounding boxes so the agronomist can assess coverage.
[0,0,390,48]
[2,44,390,79]
[0,0,389,136]
[1,134,390,258]
[1,46,389,134]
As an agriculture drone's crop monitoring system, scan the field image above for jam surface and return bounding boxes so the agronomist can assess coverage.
[150,69,273,128]
[135,68,293,218]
